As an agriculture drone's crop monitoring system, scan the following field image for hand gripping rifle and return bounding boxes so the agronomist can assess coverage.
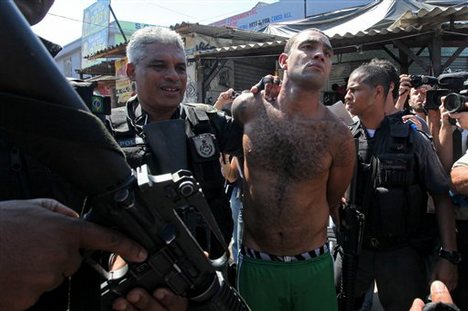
[0,1,249,310]
[336,143,365,311]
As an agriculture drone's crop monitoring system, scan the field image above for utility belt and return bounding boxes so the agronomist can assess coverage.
[363,235,410,251]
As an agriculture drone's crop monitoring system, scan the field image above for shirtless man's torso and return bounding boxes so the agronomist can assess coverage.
[240,96,353,255]
[231,28,355,311]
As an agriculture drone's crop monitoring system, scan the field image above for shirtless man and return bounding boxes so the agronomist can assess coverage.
[231,29,355,310]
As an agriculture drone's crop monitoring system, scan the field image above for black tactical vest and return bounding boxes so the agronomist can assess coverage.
[351,117,427,249]
[108,99,234,258]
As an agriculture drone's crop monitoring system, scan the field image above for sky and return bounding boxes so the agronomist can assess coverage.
[32,0,279,46]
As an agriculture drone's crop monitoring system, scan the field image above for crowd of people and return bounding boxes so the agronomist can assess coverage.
[1,1,467,311]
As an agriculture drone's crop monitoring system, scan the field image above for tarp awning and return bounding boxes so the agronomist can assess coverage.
[195,0,467,58]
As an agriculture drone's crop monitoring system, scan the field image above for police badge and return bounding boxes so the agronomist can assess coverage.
[193,133,216,159]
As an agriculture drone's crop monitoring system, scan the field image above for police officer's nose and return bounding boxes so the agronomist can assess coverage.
[165,66,179,81]
[345,90,352,101]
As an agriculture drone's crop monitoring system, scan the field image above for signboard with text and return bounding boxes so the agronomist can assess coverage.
[115,78,132,104]
[210,0,373,31]
[210,2,303,31]
[82,0,111,69]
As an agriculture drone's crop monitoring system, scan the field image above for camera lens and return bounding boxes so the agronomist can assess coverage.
[410,75,423,88]
[444,93,466,113]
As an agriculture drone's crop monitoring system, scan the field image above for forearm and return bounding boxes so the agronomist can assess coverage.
[427,111,440,145]
[451,167,468,195]
[434,194,457,250]
[394,96,407,111]
[437,124,454,173]
[213,98,226,111]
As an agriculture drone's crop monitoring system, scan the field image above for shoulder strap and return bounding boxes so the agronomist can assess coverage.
[181,103,217,137]
[349,120,362,137]
[388,117,412,152]
[109,106,134,137]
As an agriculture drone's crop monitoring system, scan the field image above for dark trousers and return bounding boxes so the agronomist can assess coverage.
[335,245,427,311]
[452,220,468,310]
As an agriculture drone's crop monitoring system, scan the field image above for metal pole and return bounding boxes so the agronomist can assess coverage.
[109,4,127,43]
[304,0,307,18]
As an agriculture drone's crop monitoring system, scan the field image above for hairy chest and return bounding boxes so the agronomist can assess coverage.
[244,113,333,181]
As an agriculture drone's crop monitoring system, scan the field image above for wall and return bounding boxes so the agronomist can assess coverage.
[55,21,152,80]
[184,33,238,103]
[54,38,83,79]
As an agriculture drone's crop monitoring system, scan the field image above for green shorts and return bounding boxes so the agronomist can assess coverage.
[237,250,337,311]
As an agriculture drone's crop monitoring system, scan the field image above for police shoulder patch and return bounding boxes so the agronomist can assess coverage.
[183,102,217,114]
[192,133,216,158]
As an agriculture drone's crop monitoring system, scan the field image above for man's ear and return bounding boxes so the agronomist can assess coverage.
[278,53,288,70]
[126,63,136,80]
[374,85,385,101]
[389,82,395,94]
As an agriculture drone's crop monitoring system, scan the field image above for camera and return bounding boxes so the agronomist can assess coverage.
[425,89,450,110]
[444,91,467,113]
[418,72,468,111]
[231,91,241,99]
[409,75,438,88]
[68,78,111,115]
[440,72,468,113]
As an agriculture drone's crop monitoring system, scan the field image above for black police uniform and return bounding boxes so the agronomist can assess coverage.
[0,134,97,311]
[0,36,104,310]
[109,96,243,258]
[350,116,451,310]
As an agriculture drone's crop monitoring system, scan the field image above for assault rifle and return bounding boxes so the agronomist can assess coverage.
[88,167,248,310]
[0,1,249,310]
[336,142,365,311]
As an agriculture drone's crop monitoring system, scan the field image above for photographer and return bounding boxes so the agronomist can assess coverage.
[395,74,432,132]
[439,99,468,310]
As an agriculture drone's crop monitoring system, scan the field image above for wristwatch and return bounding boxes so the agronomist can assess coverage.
[438,248,462,265]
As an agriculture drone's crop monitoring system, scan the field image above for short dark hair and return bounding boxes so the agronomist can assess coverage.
[283,28,330,54]
[369,58,399,100]
[351,64,390,98]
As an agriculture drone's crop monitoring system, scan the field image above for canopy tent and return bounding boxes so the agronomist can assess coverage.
[258,0,465,38]
[196,0,467,77]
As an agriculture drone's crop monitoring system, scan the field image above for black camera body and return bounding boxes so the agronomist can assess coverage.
[425,89,450,110]
[231,91,241,99]
[68,78,111,116]
[440,72,468,113]
[409,75,438,88]
[444,91,467,114]
[411,72,468,111]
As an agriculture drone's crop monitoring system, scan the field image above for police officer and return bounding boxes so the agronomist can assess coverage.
[108,26,242,258]
[0,1,151,310]
[344,63,458,310]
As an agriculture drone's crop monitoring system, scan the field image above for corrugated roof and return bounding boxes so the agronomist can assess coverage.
[85,23,285,60]
[195,25,430,57]
[172,22,285,42]
[85,42,127,60]
[197,40,287,57]
[85,75,117,82]
[196,2,468,58]
[389,5,468,29]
